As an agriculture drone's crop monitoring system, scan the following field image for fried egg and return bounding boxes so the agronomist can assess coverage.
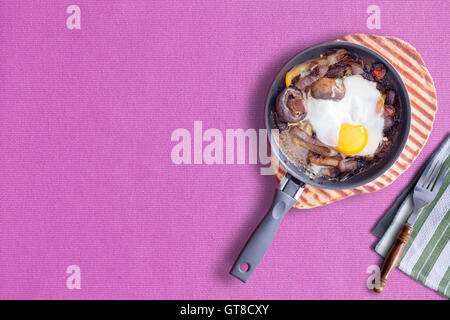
[305,75,385,156]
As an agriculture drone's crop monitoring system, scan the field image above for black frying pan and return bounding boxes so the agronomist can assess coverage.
[230,41,411,282]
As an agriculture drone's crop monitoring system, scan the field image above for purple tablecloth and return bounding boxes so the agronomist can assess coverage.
[0,0,448,299]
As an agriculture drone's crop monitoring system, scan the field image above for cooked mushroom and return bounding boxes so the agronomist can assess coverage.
[326,60,364,78]
[276,87,306,123]
[294,120,314,136]
[362,72,375,81]
[372,63,386,80]
[338,158,358,172]
[326,49,348,65]
[325,64,348,78]
[290,126,338,157]
[362,59,373,73]
[294,63,328,90]
[386,90,395,105]
[349,62,364,75]
[384,117,394,128]
[311,78,346,100]
[272,111,287,130]
[376,82,386,93]
[376,139,392,158]
[291,126,319,145]
[317,167,339,179]
[383,105,395,128]
[308,152,340,167]
[383,105,395,118]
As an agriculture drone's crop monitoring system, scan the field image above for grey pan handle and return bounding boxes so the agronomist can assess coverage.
[230,176,304,282]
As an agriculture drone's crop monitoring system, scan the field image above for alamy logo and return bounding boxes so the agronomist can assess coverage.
[366,265,381,290]
[170,121,278,175]
[66,5,81,30]
[366,5,381,30]
[66,265,81,289]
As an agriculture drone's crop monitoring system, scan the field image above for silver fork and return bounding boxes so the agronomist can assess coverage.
[374,158,449,293]
[411,161,450,221]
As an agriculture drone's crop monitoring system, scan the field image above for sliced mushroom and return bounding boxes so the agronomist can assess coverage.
[276,87,306,123]
[326,49,348,65]
[384,117,394,128]
[298,120,314,137]
[287,98,305,114]
[386,90,396,105]
[325,64,348,78]
[311,78,346,100]
[289,49,350,91]
[326,61,364,78]
[383,104,395,128]
[317,167,339,179]
[272,111,287,130]
[383,105,395,117]
[372,63,386,80]
[376,82,386,93]
[362,59,373,73]
[294,63,328,90]
[362,72,375,82]
[376,139,392,158]
[290,126,319,145]
[290,126,338,157]
[308,152,340,167]
[349,62,364,75]
[338,158,358,172]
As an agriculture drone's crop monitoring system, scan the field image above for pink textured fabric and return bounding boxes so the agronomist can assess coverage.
[0,0,448,299]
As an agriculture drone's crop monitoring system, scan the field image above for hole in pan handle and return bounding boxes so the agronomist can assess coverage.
[230,174,305,282]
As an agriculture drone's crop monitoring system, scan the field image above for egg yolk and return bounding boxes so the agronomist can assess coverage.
[336,124,368,155]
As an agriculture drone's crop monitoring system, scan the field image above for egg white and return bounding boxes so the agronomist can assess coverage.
[305,75,385,156]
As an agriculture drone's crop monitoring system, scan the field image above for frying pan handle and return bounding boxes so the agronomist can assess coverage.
[230,176,304,282]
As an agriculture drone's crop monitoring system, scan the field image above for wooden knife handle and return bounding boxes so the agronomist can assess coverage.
[374,224,413,293]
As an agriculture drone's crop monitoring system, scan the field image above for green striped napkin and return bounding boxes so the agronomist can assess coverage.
[374,137,450,298]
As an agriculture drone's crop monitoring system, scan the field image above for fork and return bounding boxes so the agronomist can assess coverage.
[374,158,449,293]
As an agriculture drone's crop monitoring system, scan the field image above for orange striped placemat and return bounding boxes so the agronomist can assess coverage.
[273,34,437,209]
